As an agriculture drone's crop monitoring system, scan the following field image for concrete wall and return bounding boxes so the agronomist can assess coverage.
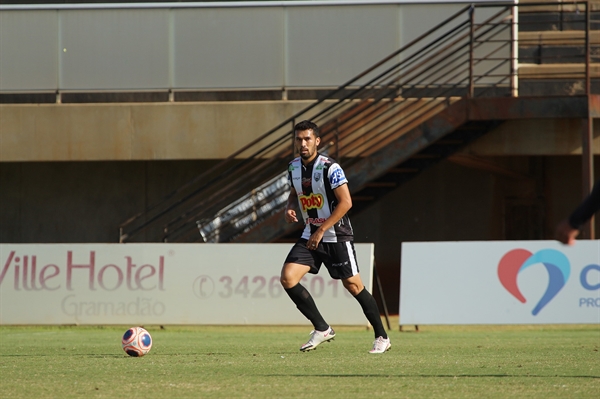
[3,102,600,162]
[464,119,600,156]
[0,101,327,161]
[0,160,219,243]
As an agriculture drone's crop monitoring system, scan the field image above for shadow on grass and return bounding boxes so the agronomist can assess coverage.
[261,374,600,379]
[0,354,125,358]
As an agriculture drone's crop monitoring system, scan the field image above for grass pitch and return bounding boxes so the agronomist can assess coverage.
[0,320,598,398]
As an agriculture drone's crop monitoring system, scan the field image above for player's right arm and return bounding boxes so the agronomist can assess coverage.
[568,179,600,229]
[284,186,299,223]
[556,179,600,245]
[555,219,579,245]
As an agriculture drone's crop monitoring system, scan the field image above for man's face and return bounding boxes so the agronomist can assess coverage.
[295,129,320,162]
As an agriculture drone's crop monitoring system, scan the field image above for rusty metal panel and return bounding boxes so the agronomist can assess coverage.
[588,94,600,117]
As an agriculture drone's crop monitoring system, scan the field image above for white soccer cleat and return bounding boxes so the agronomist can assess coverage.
[300,327,336,352]
[369,336,391,354]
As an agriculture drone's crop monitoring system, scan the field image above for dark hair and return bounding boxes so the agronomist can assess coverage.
[294,120,320,138]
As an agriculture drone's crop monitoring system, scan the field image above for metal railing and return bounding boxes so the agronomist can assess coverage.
[119,1,597,243]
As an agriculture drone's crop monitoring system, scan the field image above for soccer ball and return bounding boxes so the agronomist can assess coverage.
[122,326,152,357]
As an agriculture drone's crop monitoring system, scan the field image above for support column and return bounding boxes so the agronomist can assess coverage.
[581,112,595,239]
[581,2,594,239]
[510,2,519,97]
[467,6,475,98]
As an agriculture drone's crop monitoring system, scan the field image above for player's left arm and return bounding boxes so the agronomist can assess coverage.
[308,183,352,245]
[284,186,299,223]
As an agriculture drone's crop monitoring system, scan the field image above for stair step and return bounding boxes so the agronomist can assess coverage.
[519,30,600,46]
[518,63,600,78]
[518,0,590,13]
[519,46,590,65]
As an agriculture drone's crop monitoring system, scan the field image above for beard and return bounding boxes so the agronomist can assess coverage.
[300,151,312,160]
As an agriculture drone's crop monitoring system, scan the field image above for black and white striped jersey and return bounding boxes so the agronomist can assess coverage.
[287,154,353,242]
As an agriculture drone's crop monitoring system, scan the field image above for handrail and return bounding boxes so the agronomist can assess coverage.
[0,1,511,11]
[119,3,473,241]
[119,1,594,243]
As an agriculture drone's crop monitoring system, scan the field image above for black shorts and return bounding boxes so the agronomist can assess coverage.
[284,239,359,280]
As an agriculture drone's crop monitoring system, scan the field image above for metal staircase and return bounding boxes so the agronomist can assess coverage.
[119,1,598,244]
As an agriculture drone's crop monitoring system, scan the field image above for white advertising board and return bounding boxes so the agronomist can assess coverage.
[0,243,373,325]
[400,241,600,325]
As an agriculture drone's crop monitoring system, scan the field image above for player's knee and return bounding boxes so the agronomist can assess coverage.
[280,263,308,288]
[343,281,362,296]
[280,273,295,289]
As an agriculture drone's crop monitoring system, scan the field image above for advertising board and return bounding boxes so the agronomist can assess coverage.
[0,243,373,325]
[400,241,600,325]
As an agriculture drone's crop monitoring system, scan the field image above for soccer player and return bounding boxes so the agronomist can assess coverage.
[280,120,391,354]
[555,179,600,245]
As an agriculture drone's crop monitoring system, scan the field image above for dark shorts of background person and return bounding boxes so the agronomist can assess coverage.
[284,239,359,280]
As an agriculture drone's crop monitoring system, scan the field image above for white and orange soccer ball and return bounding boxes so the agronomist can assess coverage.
[122,327,152,357]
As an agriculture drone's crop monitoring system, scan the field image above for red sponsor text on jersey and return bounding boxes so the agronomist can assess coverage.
[299,193,324,212]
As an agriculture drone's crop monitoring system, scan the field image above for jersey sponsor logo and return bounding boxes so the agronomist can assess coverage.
[302,177,312,187]
[316,164,324,170]
[298,193,324,211]
[330,168,346,186]
[288,164,298,172]
[306,217,326,225]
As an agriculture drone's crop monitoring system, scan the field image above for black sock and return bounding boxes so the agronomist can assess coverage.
[354,288,387,339]
[284,283,329,331]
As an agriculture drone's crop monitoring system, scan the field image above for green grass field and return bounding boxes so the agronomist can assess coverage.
[0,320,598,398]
